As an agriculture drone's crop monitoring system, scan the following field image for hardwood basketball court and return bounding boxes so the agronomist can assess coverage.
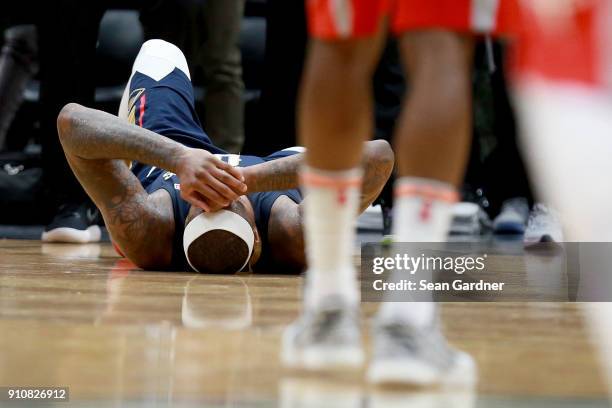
[0,239,608,407]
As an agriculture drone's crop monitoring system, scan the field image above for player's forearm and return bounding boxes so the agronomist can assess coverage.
[57,103,187,173]
[243,153,304,192]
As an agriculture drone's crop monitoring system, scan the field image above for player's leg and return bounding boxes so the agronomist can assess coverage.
[268,140,395,270]
[298,34,387,291]
[368,1,478,385]
[119,38,191,122]
[282,0,388,369]
[118,40,245,210]
[395,31,473,185]
[118,39,225,156]
[373,30,473,328]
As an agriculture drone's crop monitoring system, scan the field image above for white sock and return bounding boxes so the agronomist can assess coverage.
[378,177,458,327]
[392,177,457,243]
[301,166,363,309]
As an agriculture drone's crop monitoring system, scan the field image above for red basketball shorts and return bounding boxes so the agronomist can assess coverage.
[306,0,518,39]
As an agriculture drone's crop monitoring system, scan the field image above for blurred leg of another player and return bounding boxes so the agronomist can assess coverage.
[509,0,612,395]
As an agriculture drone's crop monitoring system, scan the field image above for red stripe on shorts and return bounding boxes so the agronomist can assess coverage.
[138,94,146,127]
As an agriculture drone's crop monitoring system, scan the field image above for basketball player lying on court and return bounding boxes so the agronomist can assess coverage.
[56,40,394,273]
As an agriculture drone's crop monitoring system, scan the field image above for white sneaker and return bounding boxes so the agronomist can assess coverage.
[368,319,477,386]
[524,204,564,248]
[282,296,364,370]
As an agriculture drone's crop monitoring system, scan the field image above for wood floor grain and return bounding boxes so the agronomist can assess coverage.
[0,239,607,406]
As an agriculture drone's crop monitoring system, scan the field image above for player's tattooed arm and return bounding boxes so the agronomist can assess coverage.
[242,154,303,193]
[243,140,394,196]
[263,141,394,271]
[58,103,185,172]
[64,153,175,269]
[57,103,247,211]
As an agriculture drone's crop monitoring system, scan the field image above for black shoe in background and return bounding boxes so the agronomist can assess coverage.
[42,202,101,243]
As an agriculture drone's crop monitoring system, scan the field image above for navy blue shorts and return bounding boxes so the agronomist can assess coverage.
[127,68,302,270]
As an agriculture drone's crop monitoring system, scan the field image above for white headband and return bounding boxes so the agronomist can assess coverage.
[183,210,255,273]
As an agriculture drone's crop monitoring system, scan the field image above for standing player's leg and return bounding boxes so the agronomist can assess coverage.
[282,0,388,369]
[375,31,473,325]
[396,31,474,186]
[369,4,478,384]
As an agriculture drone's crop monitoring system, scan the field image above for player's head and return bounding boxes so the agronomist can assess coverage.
[183,197,261,274]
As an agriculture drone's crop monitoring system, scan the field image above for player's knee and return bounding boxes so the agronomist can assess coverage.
[437,70,470,111]
[404,33,472,111]
[416,61,469,108]
[308,40,376,81]
[412,72,470,132]
[134,39,191,80]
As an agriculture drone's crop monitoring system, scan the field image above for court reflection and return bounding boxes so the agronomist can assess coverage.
[280,376,476,408]
[523,243,569,301]
[91,268,284,404]
[41,242,102,259]
[181,276,252,329]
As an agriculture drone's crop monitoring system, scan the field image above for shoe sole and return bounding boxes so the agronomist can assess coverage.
[367,358,440,386]
[41,243,102,258]
[282,345,365,371]
[42,225,102,243]
[368,352,477,387]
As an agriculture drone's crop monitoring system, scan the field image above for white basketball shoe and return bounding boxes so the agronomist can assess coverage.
[368,317,477,386]
[282,295,364,370]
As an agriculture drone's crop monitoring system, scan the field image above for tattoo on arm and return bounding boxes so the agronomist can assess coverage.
[244,141,393,202]
[58,103,187,173]
[65,155,173,267]
[244,154,303,193]
[58,103,176,268]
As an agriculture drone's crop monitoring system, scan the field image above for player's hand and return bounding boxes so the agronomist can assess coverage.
[176,148,247,212]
